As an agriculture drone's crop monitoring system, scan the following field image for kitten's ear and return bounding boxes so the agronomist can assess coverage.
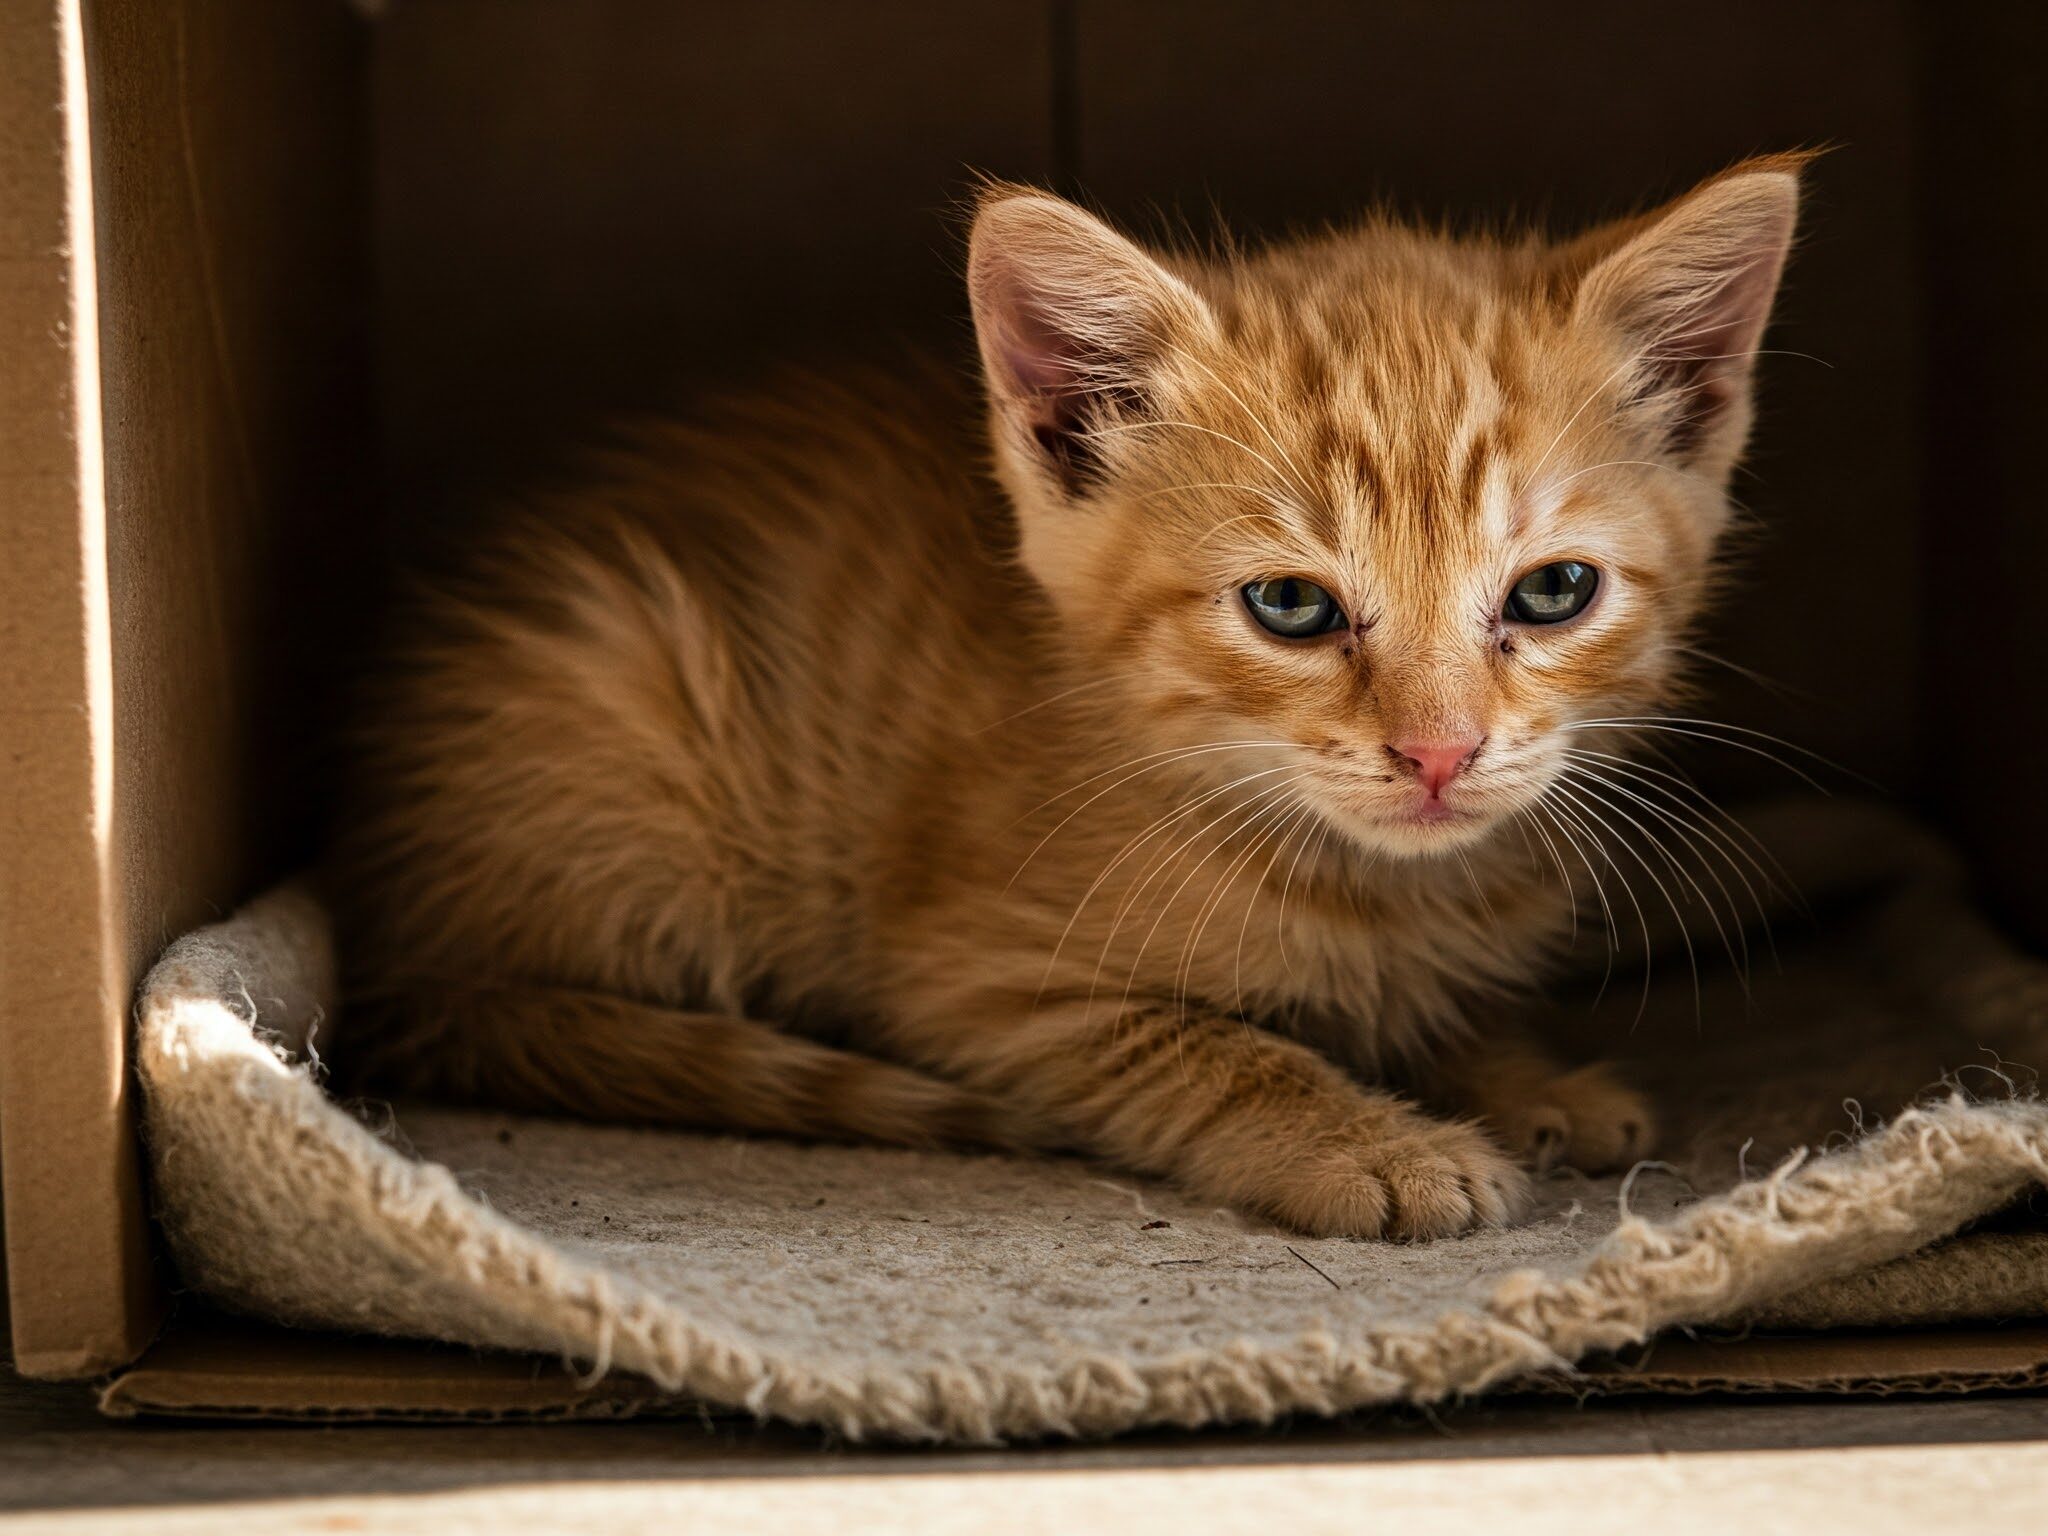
[968,189,1212,496]
[1572,155,1805,472]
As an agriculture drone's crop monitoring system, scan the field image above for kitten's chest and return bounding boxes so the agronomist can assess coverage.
[1226,857,1565,1068]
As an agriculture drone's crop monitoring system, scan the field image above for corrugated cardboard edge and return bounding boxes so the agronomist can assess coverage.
[0,0,162,1379]
[96,1316,2048,1425]
[1563,1326,2048,1399]
[96,1316,697,1425]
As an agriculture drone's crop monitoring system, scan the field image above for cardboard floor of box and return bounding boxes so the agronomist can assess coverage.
[96,1314,2048,1424]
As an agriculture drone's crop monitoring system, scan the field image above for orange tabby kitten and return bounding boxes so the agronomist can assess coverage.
[334,157,1802,1238]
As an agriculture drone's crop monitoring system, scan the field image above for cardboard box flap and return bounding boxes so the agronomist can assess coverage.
[97,1315,694,1424]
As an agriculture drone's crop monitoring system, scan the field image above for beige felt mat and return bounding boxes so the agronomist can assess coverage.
[133,801,2048,1441]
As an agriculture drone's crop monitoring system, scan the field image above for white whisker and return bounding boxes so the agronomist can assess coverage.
[1105,776,1308,1029]
[969,674,1127,735]
[1520,354,1646,493]
[1175,789,1311,1031]
[1161,343,1325,510]
[1514,805,1579,944]
[1232,801,1320,1016]
[1561,717,1851,794]
[1275,814,1334,978]
[1006,739,1284,889]
[1535,798,1620,1000]
[1081,418,1305,499]
[1567,715,1867,782]
[1560,753,1757,985]
[1038,762,1305,1005]
[1557,768,1717,1019]
[1543,458,1703,494]
[1544,788,1652,1020]
[1561,747,1793,920]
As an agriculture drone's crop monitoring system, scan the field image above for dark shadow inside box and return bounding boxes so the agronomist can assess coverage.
[352,3,2048,941]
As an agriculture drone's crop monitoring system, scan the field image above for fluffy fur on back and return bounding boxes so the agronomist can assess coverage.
[334,157,1805,1237]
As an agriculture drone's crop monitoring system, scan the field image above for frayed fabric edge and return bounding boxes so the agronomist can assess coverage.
[133,883,2048,1443]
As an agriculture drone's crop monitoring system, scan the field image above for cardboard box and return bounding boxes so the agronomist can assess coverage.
[1,0,368,1380]
[5,0,2047,1416]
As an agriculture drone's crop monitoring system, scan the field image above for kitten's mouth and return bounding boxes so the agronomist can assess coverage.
[1355,788,1511,853]
[1407,797,1469,824]
[1302,768,1512,854]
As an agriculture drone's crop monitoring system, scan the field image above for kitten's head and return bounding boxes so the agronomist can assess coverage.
[968,158,1801,858]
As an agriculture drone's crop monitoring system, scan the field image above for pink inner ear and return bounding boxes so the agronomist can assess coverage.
[980,254,1121,438]
[998,316,1092,438]
[999,302,1089,401]
[975,251,1137,467]
[1617,205,1796,453]
[968,194,1208,487]
[1657,234,1788,372]
[1576,169,1798,460]
[1635,279,1768,450]
[974,264,1117,483]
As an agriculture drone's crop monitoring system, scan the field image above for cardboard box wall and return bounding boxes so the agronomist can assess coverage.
[5,0,2048,1412]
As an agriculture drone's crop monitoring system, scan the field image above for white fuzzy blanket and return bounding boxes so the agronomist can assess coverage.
[133,801,2048,1440]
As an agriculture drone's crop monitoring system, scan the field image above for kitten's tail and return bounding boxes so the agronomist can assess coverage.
[336,982,1052,1154]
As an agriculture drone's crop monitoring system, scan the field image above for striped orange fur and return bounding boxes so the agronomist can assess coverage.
[333,157,1804,1237]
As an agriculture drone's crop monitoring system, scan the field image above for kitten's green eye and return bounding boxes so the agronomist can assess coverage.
[1243,577,1346,638]
[1505,561,1600,625]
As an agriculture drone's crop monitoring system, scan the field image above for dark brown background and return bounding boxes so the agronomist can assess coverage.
[366,0,2048,933]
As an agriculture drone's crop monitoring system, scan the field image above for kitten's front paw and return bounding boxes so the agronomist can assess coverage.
[1259,1112,1530,1240]
[1487,1062,1656,1175]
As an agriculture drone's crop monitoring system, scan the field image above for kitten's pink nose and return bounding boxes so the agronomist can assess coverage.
[1386,737,1483,797]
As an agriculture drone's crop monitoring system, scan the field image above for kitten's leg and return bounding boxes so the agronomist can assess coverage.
[914,999,1527,1238]
[1429,1031,1656,1175]
[339,983,1053,1153]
